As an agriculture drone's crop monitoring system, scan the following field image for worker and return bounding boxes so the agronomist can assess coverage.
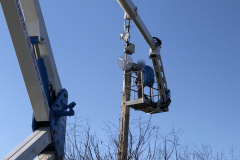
[135,71,143,98]
[135,61,146,99]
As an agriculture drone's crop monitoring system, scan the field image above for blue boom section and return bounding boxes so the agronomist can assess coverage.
[31,37,50,131]
[37,58,50,103]
[142,65,154,87]
[32,57,50,131]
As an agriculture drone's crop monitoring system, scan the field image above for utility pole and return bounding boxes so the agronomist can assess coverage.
[118,69,131,160]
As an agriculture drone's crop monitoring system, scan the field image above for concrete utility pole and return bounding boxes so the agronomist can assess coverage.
[118,69,131,160]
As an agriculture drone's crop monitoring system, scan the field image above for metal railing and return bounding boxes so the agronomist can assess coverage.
[125,70,160,102]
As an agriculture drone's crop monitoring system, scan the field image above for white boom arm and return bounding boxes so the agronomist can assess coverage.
[117,0,169,103]
[1,0,63,159]
[1,0,62,121]
[21,0,62,94]
[1,0,50,121]
[2,127,52,160]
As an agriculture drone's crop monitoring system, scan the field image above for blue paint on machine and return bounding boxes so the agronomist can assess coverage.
[142,65,154,87]
[30,37,76,159]
[31,57,50,131]
[50,89,76,160]
[36,58,50,103]
[29,36,39,45]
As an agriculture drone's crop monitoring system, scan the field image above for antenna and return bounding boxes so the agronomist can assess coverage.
[120,15,131,43]
[120,31,130,42]
[117,54,133,71]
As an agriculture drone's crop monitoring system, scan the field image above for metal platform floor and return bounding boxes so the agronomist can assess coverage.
[126,98,163,114]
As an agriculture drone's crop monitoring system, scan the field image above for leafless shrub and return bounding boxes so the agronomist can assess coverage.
[64,115,239,160]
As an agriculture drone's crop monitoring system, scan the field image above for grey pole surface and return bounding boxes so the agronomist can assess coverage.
[118,70,131,160]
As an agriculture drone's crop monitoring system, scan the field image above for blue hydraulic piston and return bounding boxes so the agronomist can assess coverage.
[36,58,50,103]
[30,37,49,101]
[32,57,51,131]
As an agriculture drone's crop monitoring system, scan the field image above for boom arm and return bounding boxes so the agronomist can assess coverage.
[1,0,62,121]
[1,0,75,159]
[1,0,50,121]
[21,0,62,94]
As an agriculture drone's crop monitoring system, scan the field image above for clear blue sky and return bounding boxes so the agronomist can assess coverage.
[0,0,240,158]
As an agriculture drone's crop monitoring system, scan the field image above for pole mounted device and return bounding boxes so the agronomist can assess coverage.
[1,0,76,159]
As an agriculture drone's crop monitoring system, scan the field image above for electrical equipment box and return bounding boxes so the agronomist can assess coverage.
[124,43,135,54]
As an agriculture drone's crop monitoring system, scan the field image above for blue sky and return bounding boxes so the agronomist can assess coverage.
[0,0,240,158]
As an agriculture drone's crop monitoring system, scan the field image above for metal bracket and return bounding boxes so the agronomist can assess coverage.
[53,102,75,125]
[50,89,76,160]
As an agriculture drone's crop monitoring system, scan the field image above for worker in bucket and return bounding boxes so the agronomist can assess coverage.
[135,61,146,99]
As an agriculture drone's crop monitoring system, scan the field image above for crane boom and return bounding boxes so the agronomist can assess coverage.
[21,0,62,95]
[1,0,76,159]
[1,0,50,121]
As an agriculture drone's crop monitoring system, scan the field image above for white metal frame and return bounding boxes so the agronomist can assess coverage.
[150,48,168,102]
